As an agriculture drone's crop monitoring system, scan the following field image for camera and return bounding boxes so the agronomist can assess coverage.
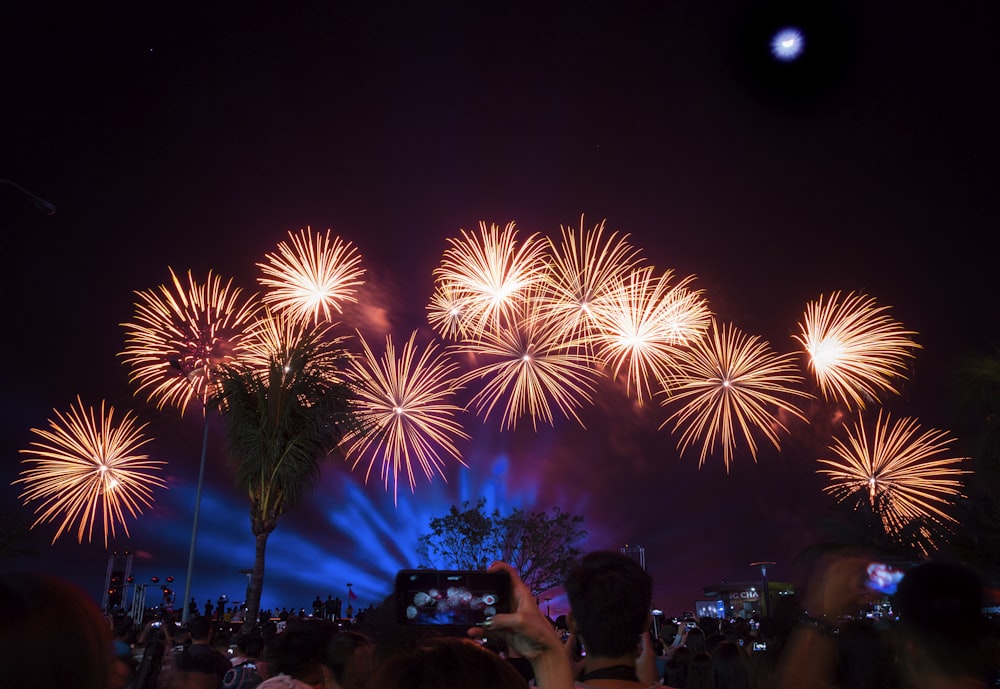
[752,641,767,652]
[394,569,511,628]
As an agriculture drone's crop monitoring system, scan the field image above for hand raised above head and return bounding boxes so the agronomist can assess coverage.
[467,562,573,689]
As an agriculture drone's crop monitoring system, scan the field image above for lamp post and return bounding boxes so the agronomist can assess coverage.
[181,411,211,623]
[750,561,776,617]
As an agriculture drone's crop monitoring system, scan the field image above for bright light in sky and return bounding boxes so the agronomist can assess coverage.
[771,28,804,61]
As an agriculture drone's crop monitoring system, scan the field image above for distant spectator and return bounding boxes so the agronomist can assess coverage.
[178,616,232,688]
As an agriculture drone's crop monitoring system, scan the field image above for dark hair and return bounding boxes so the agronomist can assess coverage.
[893,561,987,678]
[368,637,526,689]
[685,651,713,689]
[187,615,212,640]
[237,633,265,658]
[264,618,336,684]
[684,626,706,654]
[0,573,113,689]
[324,630,373,686]
[712,640,756,689]
[564,550,652,658]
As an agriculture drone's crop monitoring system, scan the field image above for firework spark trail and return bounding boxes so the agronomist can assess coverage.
[818,410,968,548]
[432,221,547,336]
[120,267,261,415]
[589,267,712,404]
[454,283,601,430]
[537,216,645,350]
[241,307,350,383]
[258,227,366,326]
[794,291,919,409]
[661,319,811,471]
[14,397,166,545]
[343,331,470,504]
[426,281,470,341]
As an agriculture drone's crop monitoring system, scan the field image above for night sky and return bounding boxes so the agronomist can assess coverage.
[2,1,998,619]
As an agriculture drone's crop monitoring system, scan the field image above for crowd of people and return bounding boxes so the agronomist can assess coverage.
[2,548,998,689]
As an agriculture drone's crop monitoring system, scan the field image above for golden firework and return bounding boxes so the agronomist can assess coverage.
[537,215,644,348]
[590,267,711,404]
[818,410,968,549]
[120,267,261,415]
[426,280,471,341]
[342,331,470,503]
[258,227,366,325]
[14,397,166,546]
[240,306,349,383]
[455,282,600,430]
[662,319,811,471]
[794,291,919,409]
[433,221,546,335]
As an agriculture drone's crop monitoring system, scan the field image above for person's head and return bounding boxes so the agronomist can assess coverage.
[684,626,706,654]
[188,615,213,642]
[892,561,987,680]
[324,630,374,689]
[712,640,755,689]
[235,633,264,659]
[0,572,114,689]
[685,651,714,689]
[263,618,335,685]
[564,550,652,659]
[368,637,526,689]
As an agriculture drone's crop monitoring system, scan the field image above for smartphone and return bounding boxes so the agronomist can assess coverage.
[394,569,511,628]
[865,562,906,595]
[151,621,162,628]
[752,641,767,652]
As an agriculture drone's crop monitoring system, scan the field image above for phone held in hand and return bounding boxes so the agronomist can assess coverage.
[394,569,511,628]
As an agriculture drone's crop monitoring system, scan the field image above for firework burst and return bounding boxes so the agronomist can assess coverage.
[343,331,470,503]
[14,396,166,546]
[589,267,712,404]
[258,227,366,325]
[432,221,546,335]
[661,319,812,471]
[455,283,601,430]
[794,291,919,409]
[537,215,644,348]
[426,281,471,341]
[120,267,261,415]
[240,306,350,383]
[818,410,968,549]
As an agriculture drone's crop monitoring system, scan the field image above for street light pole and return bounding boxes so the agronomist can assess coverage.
[750,561,776,617]
[181,413,211,623]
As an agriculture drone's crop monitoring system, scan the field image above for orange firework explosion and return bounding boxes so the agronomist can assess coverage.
[455,283,600,430]
[14,396,166,546]
[257,227,366,325]
[240,306,349,383]
[342,331,470,503]
[661,319,811,471]
[818,410,968,548]
[538,215,645,349]
[120,267,261,415]
[590,267,712,404]
[794,291,919,409]
[433,221,546,335]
